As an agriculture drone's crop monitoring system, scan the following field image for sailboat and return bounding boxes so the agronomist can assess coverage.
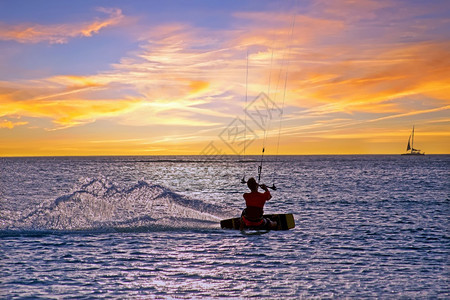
[401,126,425,155]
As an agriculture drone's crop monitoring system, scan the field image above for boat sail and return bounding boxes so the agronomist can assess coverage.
[402,126,424,155]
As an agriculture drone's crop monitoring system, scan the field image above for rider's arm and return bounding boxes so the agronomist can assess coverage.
[260,184,272,200]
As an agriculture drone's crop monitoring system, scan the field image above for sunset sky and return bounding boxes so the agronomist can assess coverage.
[1,0,449,156]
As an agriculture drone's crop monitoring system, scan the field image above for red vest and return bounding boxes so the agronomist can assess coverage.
[242,191,272,225]
[243,190,272,208]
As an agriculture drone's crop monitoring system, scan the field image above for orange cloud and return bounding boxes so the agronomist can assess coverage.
[189,80,209,94]
[0,7,123,44]
[0,119,28,129]
[1,91,142,128]
[47,75,103,89]
[287,41,450,115]
[44,98,141,127]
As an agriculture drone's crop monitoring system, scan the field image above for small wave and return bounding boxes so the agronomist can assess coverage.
[4,178,226,232]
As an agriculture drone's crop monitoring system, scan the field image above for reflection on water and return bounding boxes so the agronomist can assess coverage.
[1,155,449,298]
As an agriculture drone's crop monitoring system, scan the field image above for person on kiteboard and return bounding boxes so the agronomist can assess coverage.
[240,177,277,230]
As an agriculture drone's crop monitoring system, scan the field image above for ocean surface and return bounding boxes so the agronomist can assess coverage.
[0,155,449,298]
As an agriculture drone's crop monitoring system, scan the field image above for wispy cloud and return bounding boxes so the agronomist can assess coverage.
[2,97,142,129]
[0,7,124,44]
[0,118,28,129]
[0,78,142,128]
[287,41,450,116]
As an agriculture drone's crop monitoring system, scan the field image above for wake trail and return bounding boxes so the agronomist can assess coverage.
[3,177,233,232]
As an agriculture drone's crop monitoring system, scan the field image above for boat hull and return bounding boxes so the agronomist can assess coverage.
[401,152,425,155]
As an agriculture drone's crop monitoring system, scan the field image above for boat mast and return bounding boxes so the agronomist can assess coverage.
[412,125,415,153]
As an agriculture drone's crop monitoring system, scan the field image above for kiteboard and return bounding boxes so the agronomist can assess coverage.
[220,213,295,231]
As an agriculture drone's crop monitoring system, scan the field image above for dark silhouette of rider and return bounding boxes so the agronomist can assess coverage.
[240,177,277,230]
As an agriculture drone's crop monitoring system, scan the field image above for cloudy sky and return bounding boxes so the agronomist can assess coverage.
[0,0,449,156]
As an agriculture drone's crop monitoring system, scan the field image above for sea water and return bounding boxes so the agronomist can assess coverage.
[0,155,448,298]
